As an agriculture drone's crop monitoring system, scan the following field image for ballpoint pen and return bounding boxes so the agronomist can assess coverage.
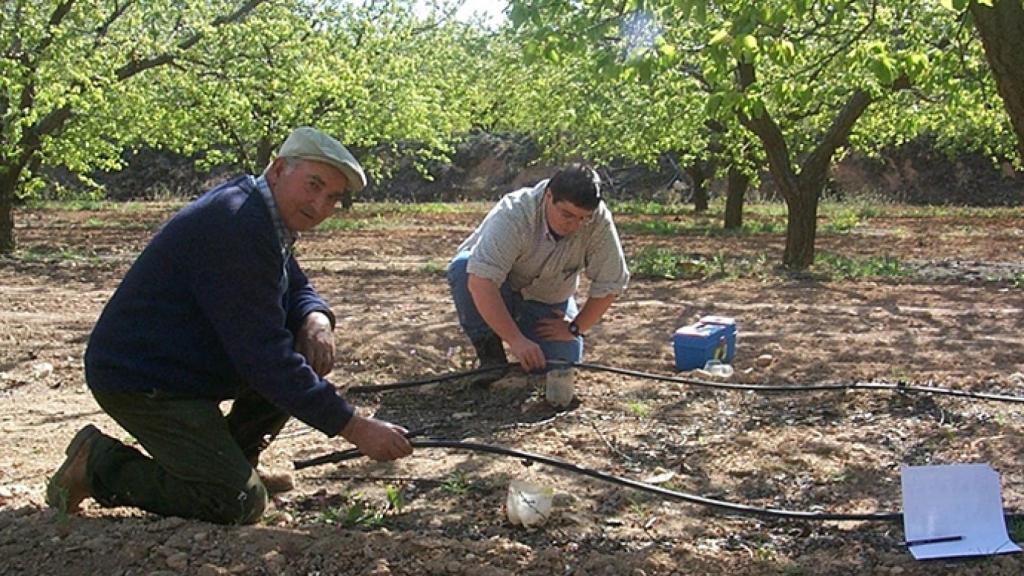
[903,535,963,547]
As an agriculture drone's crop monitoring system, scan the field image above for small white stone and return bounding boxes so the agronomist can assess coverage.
[31,362,54,380]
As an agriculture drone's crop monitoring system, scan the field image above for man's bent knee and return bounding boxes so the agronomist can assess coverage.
[233,481,268,525]
[197,476,268,525]
[447,252,470,287]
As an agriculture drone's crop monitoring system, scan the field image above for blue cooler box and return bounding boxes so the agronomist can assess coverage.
[699,315,737,362]
[673,317,737,371]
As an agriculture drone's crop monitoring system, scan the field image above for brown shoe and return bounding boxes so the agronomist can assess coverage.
[257,467,295,494]
[46,425,101,513]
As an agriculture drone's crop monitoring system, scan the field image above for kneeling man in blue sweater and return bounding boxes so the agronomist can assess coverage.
[46,127,413,524]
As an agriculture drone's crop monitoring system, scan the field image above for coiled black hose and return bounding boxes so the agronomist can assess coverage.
[293,438,902,521]
[316,361,1023,522]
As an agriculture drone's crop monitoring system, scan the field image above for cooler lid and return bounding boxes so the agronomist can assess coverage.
[700,315,735,326]
[675,322,726,338]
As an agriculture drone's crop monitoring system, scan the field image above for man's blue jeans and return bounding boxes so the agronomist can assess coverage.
[448,251,583,368]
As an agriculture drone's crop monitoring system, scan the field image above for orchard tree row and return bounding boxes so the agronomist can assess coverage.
[2,0,1021,269]
[505,0,1024,268]
[0,0,501,253]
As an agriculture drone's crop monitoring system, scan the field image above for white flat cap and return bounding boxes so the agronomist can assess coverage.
[276,127,367,192]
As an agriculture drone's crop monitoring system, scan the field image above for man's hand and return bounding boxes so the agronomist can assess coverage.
[509,335,546,372]
[340,414,414,462]
[295,312,334,377]
[536,310,577,342]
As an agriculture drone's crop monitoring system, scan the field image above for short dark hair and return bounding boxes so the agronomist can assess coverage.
[548,163,602,211]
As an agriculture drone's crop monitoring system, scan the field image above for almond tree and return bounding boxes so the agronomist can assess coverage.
[494,22,760,220]
[0,0,270,253]
[144,0,496,182]
[509,0,1003,269]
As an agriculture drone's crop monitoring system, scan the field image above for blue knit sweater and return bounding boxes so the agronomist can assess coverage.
[85,175,354,436]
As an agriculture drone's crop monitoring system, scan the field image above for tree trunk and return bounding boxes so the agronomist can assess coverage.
[782,184,820,269]
[723,164,748,230]
[685,162,709,212]
[255,136,275,173]
[0,165,19,253]
[0,147,33,254]
[735,60,878,270]
[970,0,1024,163]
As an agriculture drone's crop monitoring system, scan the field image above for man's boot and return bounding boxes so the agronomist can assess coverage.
[47,424,102,513]
[469,333,509,388]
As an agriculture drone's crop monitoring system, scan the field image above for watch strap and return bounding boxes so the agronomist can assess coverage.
[569,320,585,338]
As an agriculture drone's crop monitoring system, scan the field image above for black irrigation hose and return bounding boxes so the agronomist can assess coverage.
[574,361,1024,403]
[347,360,1024,404]
[347,364,508,393]
[293,438,901,522]
[324,362,1024,522]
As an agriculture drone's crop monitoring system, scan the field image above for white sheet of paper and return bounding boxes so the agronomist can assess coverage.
[901,463,1021,560]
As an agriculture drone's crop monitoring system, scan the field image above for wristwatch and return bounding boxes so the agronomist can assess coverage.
[568,320,584,338]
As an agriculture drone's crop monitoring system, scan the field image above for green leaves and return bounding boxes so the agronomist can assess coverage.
[863,41,899,86]
[774,39,796,64]
[709,28,731,46]
[939,0,991,10]
[1,0,1015,207]
[939,0,969,11]
[869,53,899,86]
[736,34,759,63]
[904,53,930,81]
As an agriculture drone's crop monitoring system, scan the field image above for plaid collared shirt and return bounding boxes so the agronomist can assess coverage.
[255,175,296,294]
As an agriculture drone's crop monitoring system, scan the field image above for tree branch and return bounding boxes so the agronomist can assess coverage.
[798,0,877,86]
[25,0,77,58]
[735,61,798,195]
[93,0,135,48]
[800,90,872,186]
[115,0,269,81]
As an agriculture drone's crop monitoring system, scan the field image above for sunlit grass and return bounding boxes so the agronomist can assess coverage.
[615,197,1020,221]
[876,204,1024,218]
[609,200,695,216]
[813,252,908,280]
[79,217,154,230]
[629,247,687,279]
[629,247,771,280]
[12,246,103,264]
[614,199,1023,239]
[821,208,861,233]
[350,201,486,216]
[630,246,913,281]
[25,199,184,212]
[23,197,1021,222]
[619,217,784,237]
[317,216,376,231]
[420,260,447,275]
[627,400,651,418]
[732,201,789,218]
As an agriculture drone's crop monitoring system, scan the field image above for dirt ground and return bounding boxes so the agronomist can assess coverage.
[2,200,1024,575]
